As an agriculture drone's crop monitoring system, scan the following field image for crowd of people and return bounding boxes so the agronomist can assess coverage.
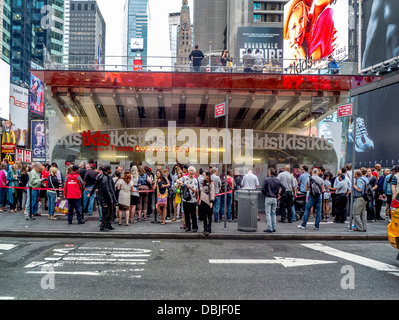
[0,158,391,234]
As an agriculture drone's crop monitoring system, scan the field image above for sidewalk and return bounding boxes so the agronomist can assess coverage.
[0,206,389,241]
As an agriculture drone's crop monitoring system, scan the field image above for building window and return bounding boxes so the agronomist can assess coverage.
[253,3,261,11]
[253,14,261,23]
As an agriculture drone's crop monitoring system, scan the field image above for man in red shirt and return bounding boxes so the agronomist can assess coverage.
[64,165,85,225]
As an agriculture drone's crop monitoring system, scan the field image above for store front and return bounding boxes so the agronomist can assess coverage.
[31,70,378,180]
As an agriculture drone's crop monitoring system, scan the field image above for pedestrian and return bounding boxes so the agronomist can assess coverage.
[327,55,339,74]
[253,49,265,73]
[211,167,222,222]
[91,165,116,231]
[116,170,133,226]
[83,164,98,217]
[366,167,378,221]
[28,163,44,217]
[219,169,234,222]
[331,174,349,223]
[242,48,254,73]
[40,163,50,211]
[375,168,388,220]
[352,169,369,232]
[174,169,185,227]
[298,166,310,194]
[198,171,215,235]
[298,168,325,230]
[261,168,286,233]
[130,165,140,223]
[112,170,122,222]
[7,164,20,213]
[0,163,7,211]
[220,50,232,72]
[383,168,393,219]
[189,45,205,72]
[322,173,332,220]
[241,168,259,189]
[47,166,59,221]
[137,166,152,221]
[145,166,155,218]
[63,165,85,225]
[154,169,170,225]
[277,165,296,223]
[178,166,199,232]
[20,164,29,214]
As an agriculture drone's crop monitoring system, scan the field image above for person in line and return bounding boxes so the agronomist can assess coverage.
[154,169,170,225]
[375,168,388,220]
[20,164,30,215]
[277,165,296,223]
[198,171,215,235]
[130,165,140,224]
[116,170,133,226]
[47,166,60,221]
[174,169,185,228]
[28,163,45,217]
[178,166,199,232]
[366,167,378,221]
[322,173,332,220]
[7,164,20,213]
[137,166,152,221]
[83,164,98,217]
[330,174,349,223]
[297,166,310,195]
[261,168,286,233]
[0,163,7,211]
[241,168,259,190]
[63,165,85,225]
[219,169,235,222]
[352,169,369,232]
[298,168,325,230]
[211,167,222,222]
[113,170,122,223]
[383,168,394,220]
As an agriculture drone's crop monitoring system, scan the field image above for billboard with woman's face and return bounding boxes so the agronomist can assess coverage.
[29,74,45,115]
[283,0,348,73]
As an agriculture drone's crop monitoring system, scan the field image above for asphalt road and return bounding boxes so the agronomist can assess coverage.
[0,237,398,303]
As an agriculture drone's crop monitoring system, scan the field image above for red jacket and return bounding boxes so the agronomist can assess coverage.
[64,171,84,199]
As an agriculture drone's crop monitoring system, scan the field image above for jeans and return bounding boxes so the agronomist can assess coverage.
[219,193,232,221]
[301,195,322,229]
[67,198,83,223]
[213,196,221,222]
[47,191,57,216]
[83,185,96,215]
[31,189,39,216]
[265,197,277,231]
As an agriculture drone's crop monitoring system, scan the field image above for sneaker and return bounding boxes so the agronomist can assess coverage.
[297,225,305,230]
[264,229,273,233]
[348,117,374,152]
[314,227,319,230]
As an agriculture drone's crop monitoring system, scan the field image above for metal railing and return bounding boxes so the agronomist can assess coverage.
[34,54,356,75]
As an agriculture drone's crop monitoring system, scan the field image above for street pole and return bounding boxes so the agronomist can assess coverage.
[349,96,357,231]
[223,93,229,231]
[209,41,212,72]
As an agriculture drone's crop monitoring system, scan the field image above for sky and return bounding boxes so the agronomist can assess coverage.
[95,0,194,70]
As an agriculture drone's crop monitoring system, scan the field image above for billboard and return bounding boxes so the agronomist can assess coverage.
[345,82,399,168]
[131,38,144,51]
[283,0,349,73]
[0,61,10,120]
[361,0,399,71]
[237,27,283,64]
[29,74,45,115]
[9,84,29,147]
[31,120,46,162]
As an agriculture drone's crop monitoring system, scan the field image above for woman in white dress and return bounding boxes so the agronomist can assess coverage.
[116,171,134,226]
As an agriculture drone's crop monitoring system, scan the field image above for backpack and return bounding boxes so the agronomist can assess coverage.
[309,176,322,197]
[221,177,232,193]
[362,180,374,202]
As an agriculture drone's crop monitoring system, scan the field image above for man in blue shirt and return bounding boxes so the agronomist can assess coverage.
[353,169,369,231]
[298,166,310,194]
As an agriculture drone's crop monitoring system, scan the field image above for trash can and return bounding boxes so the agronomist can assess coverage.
[236,189,260,232]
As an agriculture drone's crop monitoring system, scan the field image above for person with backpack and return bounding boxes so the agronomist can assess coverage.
[297,168,325,230]
[352,169,370,232]
[136,165,152,221]
[177,166,199,232]
[63,165,85,225]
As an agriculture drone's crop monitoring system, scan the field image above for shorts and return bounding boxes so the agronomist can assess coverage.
[130,195,139,206]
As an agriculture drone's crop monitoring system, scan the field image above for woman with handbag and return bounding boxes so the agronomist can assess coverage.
[130,165,140,224]
[154,169,170,225]
[47,167,60,220]
[116,171,134,226]
[198,172,215,235]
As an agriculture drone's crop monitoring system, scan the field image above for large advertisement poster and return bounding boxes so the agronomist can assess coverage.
[237,27,283,65]
[9,84,29,147]
[0,61,11,120]
[29,74,45,115]
[31,120,46,162]
[283,0,349,73]
[361,0,399,71]
[346,82,399,169]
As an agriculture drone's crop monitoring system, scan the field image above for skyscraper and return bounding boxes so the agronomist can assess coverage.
[0,0,11,63]
[168,12,180,68]
[66,0,105,70]
[122,0,149,71]
[175,0,192,71]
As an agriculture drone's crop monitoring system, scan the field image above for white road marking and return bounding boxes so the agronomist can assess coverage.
[302,243,399,273]
[0,244,17,251]
[0,297,16,300]
[209,257,337,268]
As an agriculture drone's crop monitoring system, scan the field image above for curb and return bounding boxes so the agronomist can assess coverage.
[0,230,388,241]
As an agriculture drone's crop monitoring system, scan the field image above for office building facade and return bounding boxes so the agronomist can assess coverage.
[0,0,11,63]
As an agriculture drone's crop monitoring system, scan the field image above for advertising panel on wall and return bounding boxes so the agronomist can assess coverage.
[29,74,45,115]
[283,0,349,73]
[9,84,29,147]
[0,61,11,120]
[361,0,399,71]
[345,82,399,169]
[31,120,46,162]
[237,27,283,67]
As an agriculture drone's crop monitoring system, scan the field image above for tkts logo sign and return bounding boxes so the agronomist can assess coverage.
[82,131,110,147]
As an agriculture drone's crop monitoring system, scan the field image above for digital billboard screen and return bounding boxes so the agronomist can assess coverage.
[361,0,399,71]
[29,74,45,115]
[0,60,10,120]
[283,0,348,73]
[9,84,29,147]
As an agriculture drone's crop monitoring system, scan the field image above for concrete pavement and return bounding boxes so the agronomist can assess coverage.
[0,205,390,240]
